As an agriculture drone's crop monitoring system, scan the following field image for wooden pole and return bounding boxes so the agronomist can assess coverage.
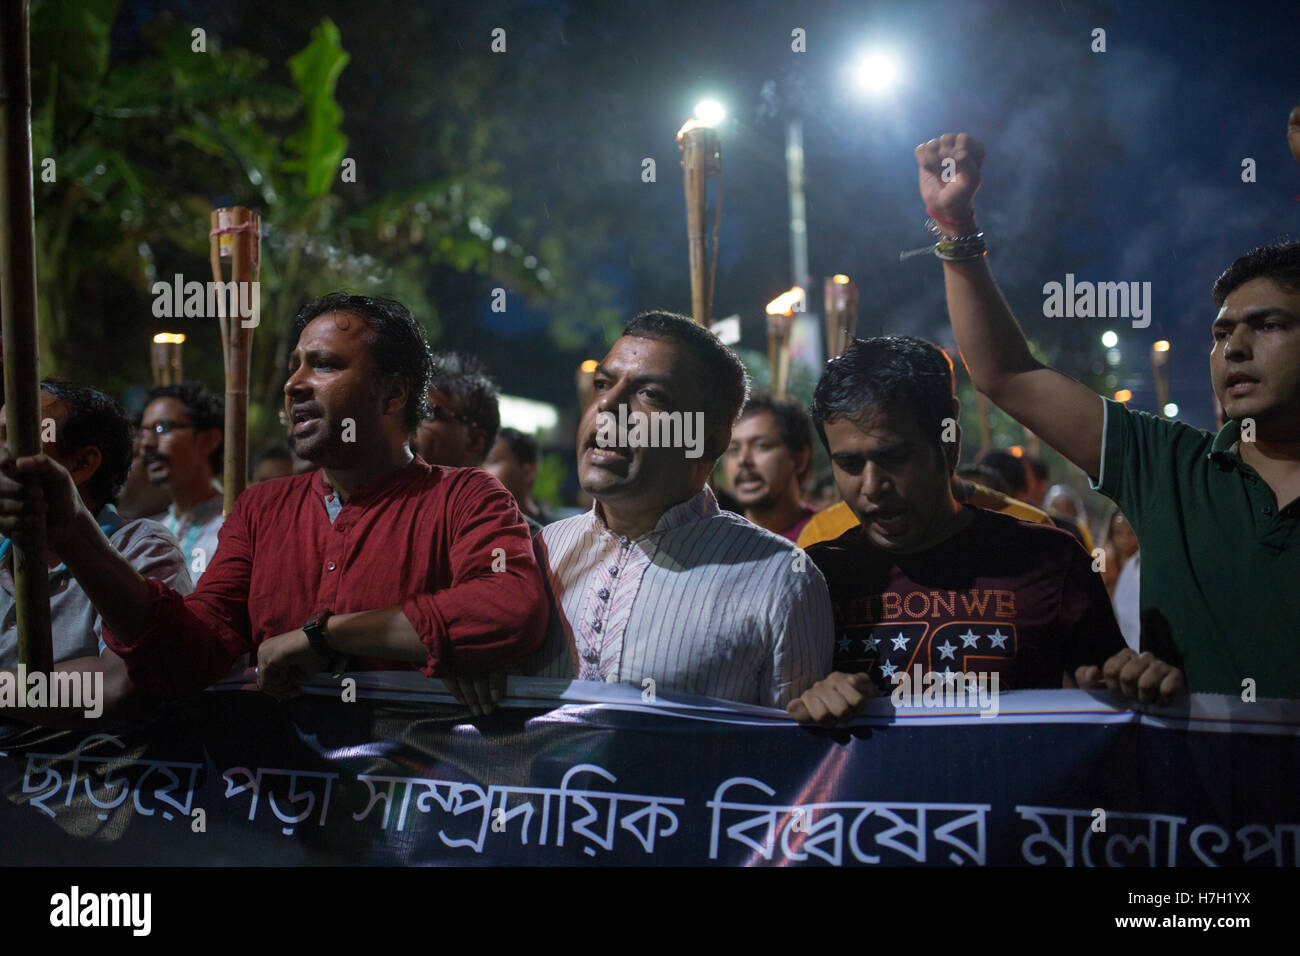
[823,274,858,362]
[150,333,185,385]
[0,0,53,672]
[1151,342,1171,417]
[208,207,260,515]
[677,121,720,326]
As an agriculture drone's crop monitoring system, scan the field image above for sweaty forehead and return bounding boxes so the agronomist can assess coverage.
[824,404,924,451]
[605,335,704,382]
[297,310,373,350]
[1218,277,1300,318]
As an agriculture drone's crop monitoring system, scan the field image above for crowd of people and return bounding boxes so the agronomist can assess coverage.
[1,132,1296,727]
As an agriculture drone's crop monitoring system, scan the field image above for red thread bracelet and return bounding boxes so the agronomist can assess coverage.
[926,207,976,228]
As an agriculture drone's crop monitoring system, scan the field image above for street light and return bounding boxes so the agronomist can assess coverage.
[1101,330,1119,348]
[849,50,900,95]
[694,99,726,127]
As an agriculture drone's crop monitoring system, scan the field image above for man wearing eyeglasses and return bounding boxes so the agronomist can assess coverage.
[412,352,501,470]
[140,383,225,581]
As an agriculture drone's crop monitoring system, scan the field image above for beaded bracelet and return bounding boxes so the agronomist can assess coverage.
[934,235,987,261]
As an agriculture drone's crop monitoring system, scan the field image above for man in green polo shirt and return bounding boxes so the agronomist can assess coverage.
[912,131,1300,699]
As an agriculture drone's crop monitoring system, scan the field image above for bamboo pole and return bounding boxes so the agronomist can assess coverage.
[1151,340,1171,417]
[823,274,858,361]
[764,288,802,400]
[677,120,721,326]
[0,0,53,672]
[208,207,260,515]
[150,333,185,385]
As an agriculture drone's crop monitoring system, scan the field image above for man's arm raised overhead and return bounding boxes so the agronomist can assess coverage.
[915,132,1105,480]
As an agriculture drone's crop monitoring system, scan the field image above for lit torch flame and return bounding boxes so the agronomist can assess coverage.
[766,287,805,316]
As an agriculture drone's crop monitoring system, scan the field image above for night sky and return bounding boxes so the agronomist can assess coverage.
[108,0,1298,430]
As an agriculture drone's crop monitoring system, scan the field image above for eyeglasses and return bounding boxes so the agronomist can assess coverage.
[424,405,478,429]
[140,421,194,437]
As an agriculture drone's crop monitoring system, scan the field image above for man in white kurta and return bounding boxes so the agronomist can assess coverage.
[526,312,833,708]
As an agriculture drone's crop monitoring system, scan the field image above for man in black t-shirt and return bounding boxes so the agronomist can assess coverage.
[787,336,1185,726]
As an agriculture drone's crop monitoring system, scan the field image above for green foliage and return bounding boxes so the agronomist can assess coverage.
[30,6,580,447]
[282,20,350,199]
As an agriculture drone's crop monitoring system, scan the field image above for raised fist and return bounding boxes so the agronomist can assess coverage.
[915,132,986,230]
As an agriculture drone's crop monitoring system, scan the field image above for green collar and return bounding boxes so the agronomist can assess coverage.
[1207,418,1243,462]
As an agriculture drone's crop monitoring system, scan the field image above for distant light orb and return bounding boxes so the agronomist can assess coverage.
[851,51,899,94]
[1163,402,1179,417]
[1101,330,1119,348]
[695,99,726,126]
[1106,348,1122,366]
[1115,389,1133,403]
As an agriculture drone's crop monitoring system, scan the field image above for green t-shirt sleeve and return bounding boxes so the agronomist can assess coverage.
[1091,397,1167,533]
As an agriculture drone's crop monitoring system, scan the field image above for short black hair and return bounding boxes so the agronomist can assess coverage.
[810,335,956,465]
[740,390,814,479]
[495,426,538,467]
[1212,240,1300,307]
[291,292,434,432]
[429,351,501,461]
[975,449,1030,496]
[144,382,224,476]
[956,462,1010,495]
[622,310,751,437]
[40,381,133,510]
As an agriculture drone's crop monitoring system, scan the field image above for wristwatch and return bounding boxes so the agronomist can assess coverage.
[303,609,334,659]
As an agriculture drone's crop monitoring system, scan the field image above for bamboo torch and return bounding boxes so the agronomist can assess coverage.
[151,332,185,385]
[208,207,260,515]
[765,287,804,399]
[1151,340,1171,417]
[0,0,53,672]
[677,117,722,326]
[823,274,858,361]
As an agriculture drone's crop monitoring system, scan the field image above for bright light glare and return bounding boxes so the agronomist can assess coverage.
[851,51,899,94]
[1163,403,1179,417]
[1114,389,1133,403]
[1153,340,1171,352]
[695,99,726,126]
[1101,330,1119,348]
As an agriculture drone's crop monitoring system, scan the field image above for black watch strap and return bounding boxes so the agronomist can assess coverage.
[303,609,334,659]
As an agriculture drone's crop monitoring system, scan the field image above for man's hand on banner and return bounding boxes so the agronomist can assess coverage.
[1073,649,1187,706]
[444,670,506,717]
[787,671,877,726]
[257,629,327,701]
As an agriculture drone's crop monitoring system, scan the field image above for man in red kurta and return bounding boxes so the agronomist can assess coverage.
[0,293,547,712]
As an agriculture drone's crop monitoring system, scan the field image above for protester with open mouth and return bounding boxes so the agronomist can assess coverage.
[0,293,548,714]
[523,311,833,708]
[724,391,818,542]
